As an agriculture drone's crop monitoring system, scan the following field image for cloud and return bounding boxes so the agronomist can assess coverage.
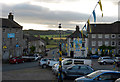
[1,2,118,30]
[32,0,80,3]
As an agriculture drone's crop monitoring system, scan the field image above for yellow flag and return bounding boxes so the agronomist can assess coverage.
[102,13,103,17]
[98,0,102,11]
[88,19,90,25]
[98,0,103,17]
[81,30,83,38]
[74,43,75,49]
[66,43,68,47]
[87,19,91,33]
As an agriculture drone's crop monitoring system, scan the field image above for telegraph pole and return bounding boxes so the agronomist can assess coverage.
[58,23,63,82]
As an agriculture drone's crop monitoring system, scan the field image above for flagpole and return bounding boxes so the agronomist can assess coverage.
[81,0,100,30]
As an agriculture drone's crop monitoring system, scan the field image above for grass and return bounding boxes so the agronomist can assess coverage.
[46,45,58,49]
[34,34,70,38]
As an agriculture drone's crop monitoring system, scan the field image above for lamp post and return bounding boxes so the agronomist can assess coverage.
[58,23,63,82]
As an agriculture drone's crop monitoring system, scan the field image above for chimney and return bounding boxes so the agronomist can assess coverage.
[76,25,79,31]
[8,12,14,21]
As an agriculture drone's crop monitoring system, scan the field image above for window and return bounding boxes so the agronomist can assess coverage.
[72,66,79,70]
[81,51,85,55]
[92,34,96,38]
[105,34,109,38]
[96,73,112,80]
[118,50,120,54]
[74,60,84,64]
[111,34,116,38]
[98,41,102,46]
[118,34,120,38]
[98,34,102,38]
[118,41,120,46]
[111,41,116,46]
[82,43,85,47]
[10,28,11,32]
[105,41,109,46]
[63,60,72,65]
[92,41,96,46]
[80,66,88,70]
[2,29,5,32]
[16,29,18,33]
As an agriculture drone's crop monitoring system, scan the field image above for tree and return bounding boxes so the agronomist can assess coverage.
[30,46,36,54]
[99,45,115,57]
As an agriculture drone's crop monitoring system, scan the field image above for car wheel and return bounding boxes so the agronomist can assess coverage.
[16,62,18,64]
[22,61,24,63]
[99,63,102,65]
[42,64,47,68]
[103,62,106,65]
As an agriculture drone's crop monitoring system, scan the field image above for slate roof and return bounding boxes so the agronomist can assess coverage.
[67,25,87,38]
[87,21,120,34]
[0,18,22,28]
[23,34,46,44]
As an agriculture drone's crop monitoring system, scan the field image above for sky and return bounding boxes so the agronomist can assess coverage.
[0,0,119,30]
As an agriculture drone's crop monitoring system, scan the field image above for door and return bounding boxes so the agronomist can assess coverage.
[94,73,116,82]
[77,66,87,77]
[70,51,74,58]
[67,65,78,77]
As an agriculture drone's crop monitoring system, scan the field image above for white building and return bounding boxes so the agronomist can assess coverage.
[66,25,88,58]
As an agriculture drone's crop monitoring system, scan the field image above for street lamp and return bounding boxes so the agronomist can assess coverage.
[58,23,63,82]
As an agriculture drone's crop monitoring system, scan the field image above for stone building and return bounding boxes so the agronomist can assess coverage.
[23,34,46,54]
[66,25,88,58]
[87,21,120,55]
[1,13,23,60]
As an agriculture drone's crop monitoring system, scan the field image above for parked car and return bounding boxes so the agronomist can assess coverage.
[62,58,92,68]
[115,78,120,82]
[9,57,24,64]
[90,55,100,59]
[114,57,120,63]
[98,56,114,65]
[61,65,94,79]
[39,58,54,68]
[47,59,59,67]
[75,70,120,82]
[47,58,64,67]
[52,63,59,75]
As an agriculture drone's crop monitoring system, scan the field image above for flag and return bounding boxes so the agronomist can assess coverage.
[83,24,86,29]
[87,19,91,33]
[98,0,102,11]
[98,0,103,17]
[93,10,96,22]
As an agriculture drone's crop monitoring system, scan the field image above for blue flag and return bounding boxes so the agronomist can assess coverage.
[93,10,96,22]
[83,24,86,29]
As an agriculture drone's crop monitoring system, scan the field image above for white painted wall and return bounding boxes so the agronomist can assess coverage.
[67,38,88,58]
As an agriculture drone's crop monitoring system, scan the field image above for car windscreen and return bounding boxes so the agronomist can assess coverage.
[85,71,103,79]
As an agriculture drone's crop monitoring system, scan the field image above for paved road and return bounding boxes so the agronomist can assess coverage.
[2,61,38,72]
[2,48,59,72]
[2,48,120,81]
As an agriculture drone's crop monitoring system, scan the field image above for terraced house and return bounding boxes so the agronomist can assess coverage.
[1,13,23,61]
[67,25,88,58]
[87,21,120,56]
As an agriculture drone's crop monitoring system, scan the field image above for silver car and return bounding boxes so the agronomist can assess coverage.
[98,56,114,65]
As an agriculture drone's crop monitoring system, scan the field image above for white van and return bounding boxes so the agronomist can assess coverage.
[62,58,92,68]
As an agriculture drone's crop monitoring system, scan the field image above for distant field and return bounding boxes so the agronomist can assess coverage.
[46,45,58,49]
[53,37,66,40]
[34,34,70,38]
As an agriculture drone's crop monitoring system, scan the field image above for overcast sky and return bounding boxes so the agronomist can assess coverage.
[0,0,119,30]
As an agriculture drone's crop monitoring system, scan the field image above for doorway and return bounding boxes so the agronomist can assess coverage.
[70,51,74,58]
